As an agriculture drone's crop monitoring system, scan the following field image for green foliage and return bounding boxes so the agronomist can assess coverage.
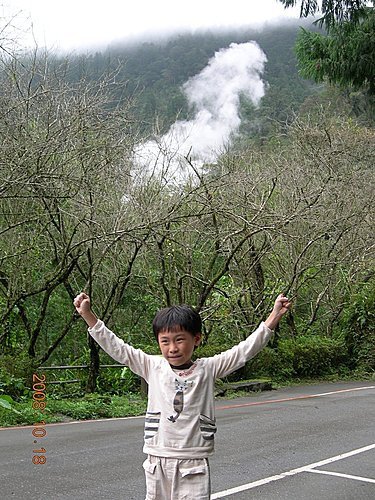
[0,361,32,400]
[246,335,348,379]
[96,367,141,394]
[0,395,22,415]
[0,394,147,427]
[0,373,29,401]
[279,2,375,97]
[0,404,44,427]
[245,345,294,379]
[281,335,348,377]
[194,343,232,359]
[278,1,373,31]
[48,395,111,420]
[295,11,375,93]
[340,279,375,371]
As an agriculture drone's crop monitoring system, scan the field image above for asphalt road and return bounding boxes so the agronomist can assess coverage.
[1,381,374,499]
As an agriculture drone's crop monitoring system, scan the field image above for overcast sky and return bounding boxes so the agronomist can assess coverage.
[4,0,301,52]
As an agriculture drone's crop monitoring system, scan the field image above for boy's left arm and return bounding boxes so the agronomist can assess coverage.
[209,294,291,380]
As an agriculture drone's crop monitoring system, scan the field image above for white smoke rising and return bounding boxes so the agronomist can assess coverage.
[135,41,267,180]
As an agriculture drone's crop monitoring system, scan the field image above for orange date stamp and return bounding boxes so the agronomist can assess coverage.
[32,373,47,464]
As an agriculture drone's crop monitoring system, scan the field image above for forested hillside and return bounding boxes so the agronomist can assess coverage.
[66,22,321,136]
[0,15,374,424]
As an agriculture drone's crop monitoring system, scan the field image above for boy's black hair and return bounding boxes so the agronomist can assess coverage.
[152,305,202,339]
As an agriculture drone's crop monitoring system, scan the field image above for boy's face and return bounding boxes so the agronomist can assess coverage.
[158,328,201,366]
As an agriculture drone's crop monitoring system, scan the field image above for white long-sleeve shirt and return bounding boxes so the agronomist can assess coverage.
[88,320,273,459]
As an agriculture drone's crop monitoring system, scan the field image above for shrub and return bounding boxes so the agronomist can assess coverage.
[0,367,30,400]
[246,335,348,380]
[97,366,141,394]
[194,343,232,359]
[340,280,375,372]
[279,335,348,378]
[0,353,40,398]
[245,345,294,380]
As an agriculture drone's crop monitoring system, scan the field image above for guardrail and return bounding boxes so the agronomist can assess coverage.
[38,364,147,392]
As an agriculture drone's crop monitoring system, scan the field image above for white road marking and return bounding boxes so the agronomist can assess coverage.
[211,443,375,498]
[307,469,375,484]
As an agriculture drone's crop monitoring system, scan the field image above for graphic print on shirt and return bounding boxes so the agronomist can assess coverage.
[167,378,194,423]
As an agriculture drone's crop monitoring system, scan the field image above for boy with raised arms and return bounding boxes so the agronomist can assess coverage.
[74,292,291,499]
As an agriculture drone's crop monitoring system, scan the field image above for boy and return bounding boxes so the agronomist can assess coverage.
[73,292,291,500]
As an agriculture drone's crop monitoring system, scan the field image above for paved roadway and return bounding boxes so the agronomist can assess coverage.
[1,381,374,499]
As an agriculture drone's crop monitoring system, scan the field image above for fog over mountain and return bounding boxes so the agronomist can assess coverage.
[5,0,300,52]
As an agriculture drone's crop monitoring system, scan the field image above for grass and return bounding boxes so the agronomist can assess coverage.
[270,369,374,389]
[0,393,147,427]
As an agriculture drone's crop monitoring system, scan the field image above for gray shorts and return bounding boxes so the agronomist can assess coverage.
[143,454,211,500]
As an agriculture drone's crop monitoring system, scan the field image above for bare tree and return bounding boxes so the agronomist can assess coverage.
[0,47,140,385]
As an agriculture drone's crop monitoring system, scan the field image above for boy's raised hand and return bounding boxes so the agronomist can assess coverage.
[264,293,291,331]
[73,292,90,315]
[73,292,98,328]
[273,293,291,316]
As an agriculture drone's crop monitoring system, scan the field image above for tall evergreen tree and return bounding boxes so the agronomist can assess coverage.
[279,1,375,93]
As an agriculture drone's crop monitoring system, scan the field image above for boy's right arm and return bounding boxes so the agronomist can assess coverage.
[73,292,152,381]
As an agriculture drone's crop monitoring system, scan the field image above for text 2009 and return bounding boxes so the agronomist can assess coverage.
[32,373,47,464]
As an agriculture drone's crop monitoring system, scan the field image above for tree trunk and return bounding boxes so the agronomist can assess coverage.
[86,336,100,393]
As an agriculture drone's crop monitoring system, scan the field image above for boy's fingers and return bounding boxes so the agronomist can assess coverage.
[277,294,289,303]
[73,292,89,307]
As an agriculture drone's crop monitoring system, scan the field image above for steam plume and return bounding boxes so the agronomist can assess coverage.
[135,41,267,178]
